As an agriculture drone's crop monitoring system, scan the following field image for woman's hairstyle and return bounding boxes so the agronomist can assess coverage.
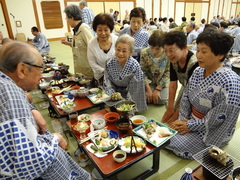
[130,7,146,22]
[148,30,165,47]
[169,18,174,23]
[0,41,38,72]
[162,31,187,49]
[196,29,234,62]
[92,13,114,32]
[64,4,82,20]
[182,17,187,21]
[116,34,135,53]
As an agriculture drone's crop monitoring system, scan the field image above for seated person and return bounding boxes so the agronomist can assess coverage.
[30,26,50,54]
[119,7,150,62]
[165,29,240,159]
[140,30,170,105]
[161,31,198,124]
[0,41,90,179]
[103,34,147,112]
[186,22,199,45]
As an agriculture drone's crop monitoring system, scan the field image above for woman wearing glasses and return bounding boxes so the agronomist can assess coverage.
[103,34,147,112]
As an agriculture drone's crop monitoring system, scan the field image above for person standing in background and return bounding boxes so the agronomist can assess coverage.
[119,7,150,62]
[88,13,118,86]
[61,4,94,78]
[29,26,50,54]
[79,0,94,28]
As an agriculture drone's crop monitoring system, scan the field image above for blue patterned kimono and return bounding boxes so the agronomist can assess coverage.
[104,56,147,112]
[0,72,90,180]
[166,65,240,159]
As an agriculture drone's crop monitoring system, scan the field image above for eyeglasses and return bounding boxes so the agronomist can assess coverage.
[23,62,43,69]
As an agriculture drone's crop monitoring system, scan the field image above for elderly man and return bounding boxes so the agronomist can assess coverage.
[61,4,94,77]
[0,41,90,179]
[30,26,50,54]
[79,0,94,28]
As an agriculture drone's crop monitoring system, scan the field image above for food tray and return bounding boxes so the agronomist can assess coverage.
[133,119,177,147]
[87,93,110,104]
[193,145,240,179]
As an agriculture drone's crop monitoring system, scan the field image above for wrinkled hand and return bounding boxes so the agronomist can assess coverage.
[170,118,190,135]
[53,133,68,150]
[162,109,175,123]
[32,110,47,134]
[146,90,153,103]
[153,90,161,104]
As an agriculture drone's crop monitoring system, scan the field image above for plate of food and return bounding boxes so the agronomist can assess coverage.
[118,135,146,154]
[89,130,119,154]
[87,89,110,104]
[78,114,91,122]
[55,94,74,105]
[133,119,177,147]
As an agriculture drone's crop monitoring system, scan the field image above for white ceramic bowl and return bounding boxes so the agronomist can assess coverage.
[130,115,146,126]
[92,118,106,130]
[89,88,99,94]
[113,150,126,163]
[78,114,91,122]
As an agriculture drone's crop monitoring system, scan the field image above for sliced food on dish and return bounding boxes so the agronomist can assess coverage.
[133,119,178,147]
[89,130,119,153]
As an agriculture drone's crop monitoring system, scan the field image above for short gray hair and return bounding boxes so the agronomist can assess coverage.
[79,0,87,6]
[115,34,135,53]
[64,4,82,20]
[0,41,38,72]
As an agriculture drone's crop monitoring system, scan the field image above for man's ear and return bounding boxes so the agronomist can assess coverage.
[16,62,28,79]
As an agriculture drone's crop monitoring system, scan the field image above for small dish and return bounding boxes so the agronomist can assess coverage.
[92,118,106,130]
[104,112,120,124]
[78,114,91,122]
[89,88,99,94]
[113,150,126,163]
[130,115,146,126]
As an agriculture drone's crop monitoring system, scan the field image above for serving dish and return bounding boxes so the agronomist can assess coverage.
[130,115,146,126]
[133,119,177,147]
[55,94,74,105]
[87,93,110,104]
[78,114,91,122]
[89,130,119,154]
[118,135,146,154]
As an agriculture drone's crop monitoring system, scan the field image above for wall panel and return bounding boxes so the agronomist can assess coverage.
[153,0,160,19]
[119,2,134,21]
[175,2,185,25]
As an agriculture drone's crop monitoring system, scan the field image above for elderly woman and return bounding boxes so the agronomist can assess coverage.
[140,30,170,105]
[166,29,240,159]
[103,34,147,112]
[87,13,118,85]
[61,4,93,78]
[119,7,150,62]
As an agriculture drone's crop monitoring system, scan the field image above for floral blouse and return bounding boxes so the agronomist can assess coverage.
[140,47,170,88]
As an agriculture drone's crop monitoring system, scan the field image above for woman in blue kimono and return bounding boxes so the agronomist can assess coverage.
[166,29,240,159]
[103,34,147,112]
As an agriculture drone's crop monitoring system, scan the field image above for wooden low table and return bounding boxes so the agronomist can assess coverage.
[67,109,170,180]
[46,92,104,117]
